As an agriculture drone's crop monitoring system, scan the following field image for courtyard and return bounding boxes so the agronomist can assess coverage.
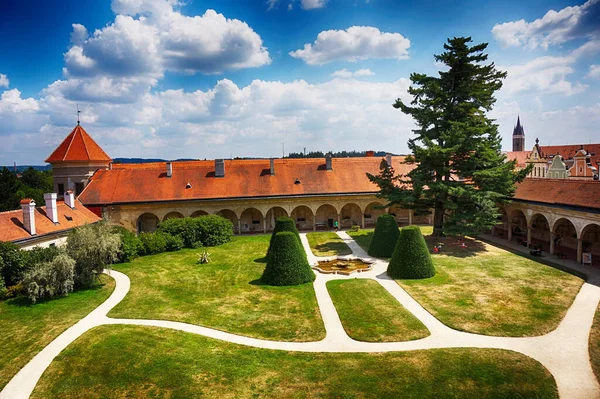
[1,228,600,399]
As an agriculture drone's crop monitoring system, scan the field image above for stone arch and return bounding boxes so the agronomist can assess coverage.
[137,212,159,233]
[553,218,578,261]
[191,210,209,218]
[217,209,239,233]
[291,205,314,231]
[265,207,288,231]
[364,202,385,227]
[315,204,338,229]
[529,213,551,251]
[510,209,527,244]
[240,208,264,234]
[163,211,184,221]
[340,203,362,228]
[580,223,600,266]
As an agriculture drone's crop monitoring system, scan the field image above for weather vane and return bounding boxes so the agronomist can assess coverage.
[77,104,81,126]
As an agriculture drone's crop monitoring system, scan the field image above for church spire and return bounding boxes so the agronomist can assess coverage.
[512,115,525,152]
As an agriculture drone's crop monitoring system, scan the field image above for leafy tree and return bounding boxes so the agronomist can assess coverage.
[0,167,53,211]
[22,254,75,303]
[369,37,527,236]
[67,222,121,286]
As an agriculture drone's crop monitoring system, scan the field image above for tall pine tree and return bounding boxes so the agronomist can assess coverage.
[369,37,527,237]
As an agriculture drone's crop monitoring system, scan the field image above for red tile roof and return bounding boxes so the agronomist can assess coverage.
[539,144,600,165]
[45,125,112,163]
[0,200,102,243]
[505,151,529,167]
[514,178,600,210]
[79,157,413,205]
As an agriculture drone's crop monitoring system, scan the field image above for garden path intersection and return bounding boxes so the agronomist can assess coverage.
[2,232,600,399]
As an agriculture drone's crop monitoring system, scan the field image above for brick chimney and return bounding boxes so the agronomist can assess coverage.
[270,158,275,176]
[166,162,172,178]
[215,159,225,177]
[65,190,76,209]
[44,193,58,224]
[20,199,36,236]
[325,153,333,171]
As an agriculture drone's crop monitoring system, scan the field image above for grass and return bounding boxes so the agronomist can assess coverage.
[109,235,325,341]
[590,303,600,382]
[32,325,558,399]
[0,275,115,390]
[306,232,352,256]
[327,279,429,342]
[398,236,583,337]
[347,225,433,256]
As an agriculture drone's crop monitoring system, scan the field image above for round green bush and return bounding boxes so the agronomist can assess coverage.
[266,217,300,257]
[368,214,400,257]
[387,225,435,279]
[262,231,315,286]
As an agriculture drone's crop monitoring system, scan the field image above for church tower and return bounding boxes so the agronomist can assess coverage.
[512,115,525,152]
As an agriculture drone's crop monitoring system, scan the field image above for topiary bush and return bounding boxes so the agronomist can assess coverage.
[158,215,232,248]
[387,225,435,279]
[261,231,315,286]
[266,217,301,257]
[139,232,167,255]
[368,214,400,257]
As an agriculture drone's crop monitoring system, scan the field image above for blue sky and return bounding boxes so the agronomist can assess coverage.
[0,0,598,164]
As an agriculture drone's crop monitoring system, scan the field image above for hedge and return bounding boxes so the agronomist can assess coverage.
[262,231,315,286]
[267,217,301,257]
[387,225,435,279]
[139,232,167,255]
[368,214,400,257]
[113,226,144,263]
[158,215,233,248]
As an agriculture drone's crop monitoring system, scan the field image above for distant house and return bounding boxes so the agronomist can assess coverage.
[0,191,101,249]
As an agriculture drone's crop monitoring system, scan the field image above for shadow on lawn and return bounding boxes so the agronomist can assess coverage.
[5,281,108,308]
[424,235,488,258]
[253,256,268,263]
[313,243,351,255]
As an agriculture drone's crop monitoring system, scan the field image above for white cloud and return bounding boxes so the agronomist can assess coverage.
[0,74,9,88]
[331,68,374,78]
[290,26,410,65]
[301,0,327,9]
[588,65,600,79]
[492,0,600,49]
[54,0,270,103]
[0,89,39,113]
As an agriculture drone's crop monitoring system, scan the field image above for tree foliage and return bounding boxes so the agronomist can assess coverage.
[0,167,53,212]
[368,37,528,236]
[22,254,75,303]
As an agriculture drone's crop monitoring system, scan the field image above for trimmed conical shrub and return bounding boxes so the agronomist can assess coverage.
[262,231,315,286]
[267,217,300,257]
[368,214,400,257]
[387,225,435,279]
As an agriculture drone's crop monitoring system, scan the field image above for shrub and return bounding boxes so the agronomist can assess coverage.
[387,225,435,279]
[0,257,6,300]
[158,216,232,248]
[164,233,184,252]
[368,214,400,258]
[112,226,144,263]
[262,231,315,286]
[0,241,28,286]
[67,222,121,287]
[24,245,62,267]
[22,254,75,303]
[139,232,167,255]
[267,217,301,257]
[350,225,360,232]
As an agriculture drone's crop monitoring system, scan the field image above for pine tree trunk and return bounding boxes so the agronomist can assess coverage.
[432,201,445,236]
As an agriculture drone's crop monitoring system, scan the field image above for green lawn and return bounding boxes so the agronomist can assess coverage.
[590,304,600,382]
[109,235,325,341]
[348,226,433,255]
[32,325,558,399]
[306,232,352,256]
[327,279,429,342]
[398,238,583,336]
[0,275,115,390]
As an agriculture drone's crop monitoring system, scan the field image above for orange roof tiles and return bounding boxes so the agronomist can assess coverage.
[0,200,102,243]
[505,151,529,167]
[45,125,112,163]
[79,157,413,205]
[539,144,600,165]
[514,178,600,210]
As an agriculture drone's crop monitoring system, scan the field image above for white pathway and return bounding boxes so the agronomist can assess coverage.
[2,232,600,398]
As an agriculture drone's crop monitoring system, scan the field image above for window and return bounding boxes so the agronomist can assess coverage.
[58,183,65,196]
[75,182,84,195]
